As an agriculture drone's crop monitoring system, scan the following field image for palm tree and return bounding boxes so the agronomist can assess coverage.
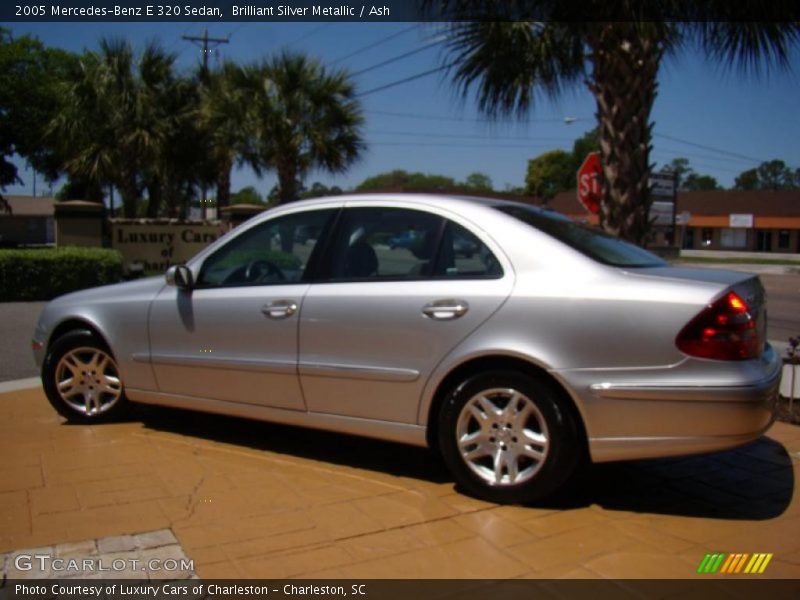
[51,39,184,217]
[246,52,365,205]
[137,46,203,218]
[429,3,799,243]
[198,61,255,210]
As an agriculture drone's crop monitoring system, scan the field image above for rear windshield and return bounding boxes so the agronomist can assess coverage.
[496,205,666,268]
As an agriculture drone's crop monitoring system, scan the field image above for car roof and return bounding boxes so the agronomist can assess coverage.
[281,192,553,218]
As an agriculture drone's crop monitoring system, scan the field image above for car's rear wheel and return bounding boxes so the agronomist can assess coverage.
[42,330,130,422]
[438,370,582,504]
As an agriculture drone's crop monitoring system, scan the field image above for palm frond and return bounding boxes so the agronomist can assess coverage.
[689,21,800,76]
[444,22,586,118]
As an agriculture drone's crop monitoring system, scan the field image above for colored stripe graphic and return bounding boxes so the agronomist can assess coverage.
[734,554,749,573]
[720,553,738,573]
[697,554,712,573]
[757,554,773,574]
[745,554,761,573]
[720,554,735,573]
[698,553,727,574]
[702,552,773,574]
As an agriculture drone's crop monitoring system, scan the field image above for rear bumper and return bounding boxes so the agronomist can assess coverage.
[556,346,781,463]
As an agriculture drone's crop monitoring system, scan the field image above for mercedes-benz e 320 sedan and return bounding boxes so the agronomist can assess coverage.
[33,195,780,503]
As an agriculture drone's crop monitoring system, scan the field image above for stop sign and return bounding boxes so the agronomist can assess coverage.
[577,152,602,215]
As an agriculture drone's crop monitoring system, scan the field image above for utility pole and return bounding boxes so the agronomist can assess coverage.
[182,28,229,219]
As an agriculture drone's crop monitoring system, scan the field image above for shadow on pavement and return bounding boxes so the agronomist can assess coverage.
[137,405,452,484]
[543,437,794,519]
[137,405,794,520]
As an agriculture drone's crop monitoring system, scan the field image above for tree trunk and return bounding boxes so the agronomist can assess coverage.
[276,160,300,252]
[119,181,140,218]
[215,159,232,209]
[587,24,662,246]
[276,159,300,206]
[146,178,162,218]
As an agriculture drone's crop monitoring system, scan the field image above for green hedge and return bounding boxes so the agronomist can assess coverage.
[0,247,124,302]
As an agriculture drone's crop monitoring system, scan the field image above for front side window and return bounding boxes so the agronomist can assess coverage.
[197,209,334,287]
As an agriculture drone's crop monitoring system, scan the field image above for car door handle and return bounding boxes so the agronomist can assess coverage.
[261,300,298,319]
[422,299,469,320]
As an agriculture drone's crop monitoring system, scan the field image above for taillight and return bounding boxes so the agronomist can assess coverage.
[676,291,760,361]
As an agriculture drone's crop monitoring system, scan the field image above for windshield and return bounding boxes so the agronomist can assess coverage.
[496,204,666,268]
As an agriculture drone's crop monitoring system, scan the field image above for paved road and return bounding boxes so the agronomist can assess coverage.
[1,272,798,383]
[762,273,800,348]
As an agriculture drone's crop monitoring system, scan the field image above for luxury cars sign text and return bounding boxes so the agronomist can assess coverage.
[111,223,224,273]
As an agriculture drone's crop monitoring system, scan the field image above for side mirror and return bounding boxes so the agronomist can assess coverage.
[165,265,194,289]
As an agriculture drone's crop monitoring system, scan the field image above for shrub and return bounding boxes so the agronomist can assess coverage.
[0,247,124,302]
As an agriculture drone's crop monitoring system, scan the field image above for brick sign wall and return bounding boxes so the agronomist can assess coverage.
[111,220,228,272]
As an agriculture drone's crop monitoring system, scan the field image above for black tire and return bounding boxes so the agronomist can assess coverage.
[438,370,582,504]
[42,329,131,423]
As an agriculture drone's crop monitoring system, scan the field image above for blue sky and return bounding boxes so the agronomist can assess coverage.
[6,21,800,198]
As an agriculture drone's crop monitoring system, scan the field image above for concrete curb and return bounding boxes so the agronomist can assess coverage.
[673,262,800,275]
[0,377,41,394]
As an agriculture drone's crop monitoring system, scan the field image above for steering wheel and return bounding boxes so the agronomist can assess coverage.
[244,260,286,283]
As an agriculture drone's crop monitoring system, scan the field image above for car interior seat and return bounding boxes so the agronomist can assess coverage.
[343,240,378,278]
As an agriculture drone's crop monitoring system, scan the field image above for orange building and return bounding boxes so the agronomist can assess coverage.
[543,189,800,253]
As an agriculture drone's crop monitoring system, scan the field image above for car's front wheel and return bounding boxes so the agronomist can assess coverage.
[42,330,130,423]
[438,370,582,504]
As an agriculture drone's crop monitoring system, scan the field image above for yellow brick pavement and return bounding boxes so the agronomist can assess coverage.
[2,386,799,579]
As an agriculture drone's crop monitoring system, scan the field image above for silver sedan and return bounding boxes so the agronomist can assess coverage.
[32,195,781,504]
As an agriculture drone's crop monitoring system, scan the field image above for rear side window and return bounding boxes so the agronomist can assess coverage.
[322,207,504,281]
[328,207,443,280]
[496,205,665,268]
[433,222,503,279]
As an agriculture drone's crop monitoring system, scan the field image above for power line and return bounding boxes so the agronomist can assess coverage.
[368,109,587,124]
[655,146,760,165]
[368,141,566,149]
[653,133,767,165]
[329,24,418,65]
[284,23,328,49]
[370,129,571,142]
[350,37,445,77]
[357,62,456,97]
[365,108,769,166]
[365,133,759,170]
[365,106,767,160]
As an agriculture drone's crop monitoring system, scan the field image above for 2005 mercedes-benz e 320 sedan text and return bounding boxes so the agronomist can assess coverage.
[32,195,781,503]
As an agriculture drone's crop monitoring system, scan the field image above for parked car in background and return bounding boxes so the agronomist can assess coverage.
[388,230,419,250]
[32,194,780,504]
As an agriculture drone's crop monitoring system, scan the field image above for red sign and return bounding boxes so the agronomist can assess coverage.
[577,152,602,215]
